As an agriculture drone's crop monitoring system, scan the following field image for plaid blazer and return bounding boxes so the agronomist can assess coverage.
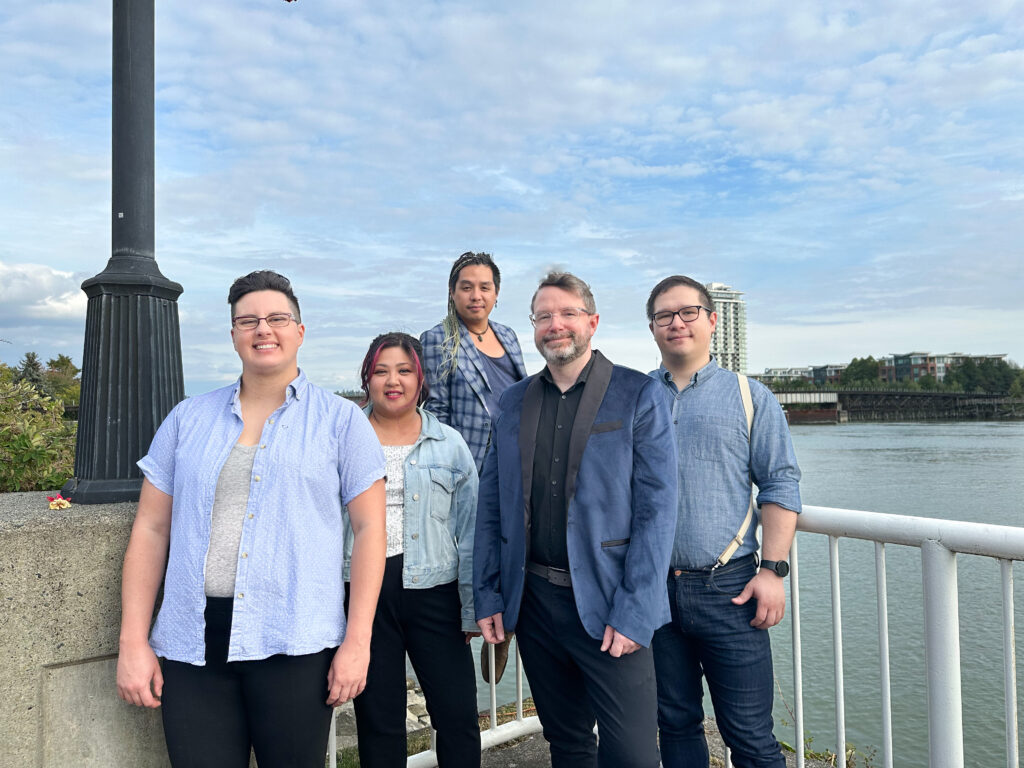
[420,318,527,470]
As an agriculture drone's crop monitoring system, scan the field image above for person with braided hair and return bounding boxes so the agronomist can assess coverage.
[420,252,527,685]
[419,252,527,471]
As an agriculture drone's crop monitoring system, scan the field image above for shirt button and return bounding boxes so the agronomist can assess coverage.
[557,424,563,430]
[551,480,557,485]
[554,457,560,462]
[412,577,419,583]
[248,513,254,519]
[411,533,419,540]
[260,444,266,449]
[237,592,244,599]
[254,475,261,482]
[674,569,682,576]
[241,552,248,559]
[413,493,420,501]
[561,395,566,400]
[269,418,275,424]
[410,459,417,465]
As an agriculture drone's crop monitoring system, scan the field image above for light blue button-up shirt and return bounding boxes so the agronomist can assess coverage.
[138,370,385,664]
[650,357,802,569]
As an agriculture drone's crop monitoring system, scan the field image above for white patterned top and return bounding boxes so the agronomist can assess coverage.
[383,444,415,557]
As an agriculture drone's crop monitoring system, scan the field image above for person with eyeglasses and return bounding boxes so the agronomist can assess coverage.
[473,271,677,768]
[116,270,387,768]
[645,275,802,768]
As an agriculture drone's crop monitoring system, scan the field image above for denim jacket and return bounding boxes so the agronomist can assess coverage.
[344,407,479,631]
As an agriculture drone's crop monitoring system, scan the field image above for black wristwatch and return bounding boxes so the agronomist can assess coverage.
[759,559,790,578]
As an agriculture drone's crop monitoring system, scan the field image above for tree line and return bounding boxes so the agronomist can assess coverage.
[0,352,79,493]
[767,355,1024,396]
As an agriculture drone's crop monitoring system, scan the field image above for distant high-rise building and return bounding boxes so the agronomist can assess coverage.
[706,282,747,373]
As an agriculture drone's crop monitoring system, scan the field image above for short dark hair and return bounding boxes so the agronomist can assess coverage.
[228,270,301,321]
[531,271,597,314]
[645,275,714,320]
[358,332,429,407]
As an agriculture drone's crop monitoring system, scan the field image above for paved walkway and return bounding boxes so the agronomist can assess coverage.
[479,720,835,767]
[335,680,833,767]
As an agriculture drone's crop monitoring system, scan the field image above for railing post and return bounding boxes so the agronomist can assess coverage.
[920,540,964,768]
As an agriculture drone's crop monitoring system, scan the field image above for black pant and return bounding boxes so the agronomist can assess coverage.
[516,572,661,768]
[348,554,481,768]
[161,597,335,768]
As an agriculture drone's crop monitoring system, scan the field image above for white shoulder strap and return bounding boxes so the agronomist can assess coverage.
[715,372,756,567]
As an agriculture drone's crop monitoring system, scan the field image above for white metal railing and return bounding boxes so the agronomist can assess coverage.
[326,505,1024,768]
[326,638,542,768]
[766,505,1024,768]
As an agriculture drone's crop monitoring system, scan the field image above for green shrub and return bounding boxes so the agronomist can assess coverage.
[0,379,76,492]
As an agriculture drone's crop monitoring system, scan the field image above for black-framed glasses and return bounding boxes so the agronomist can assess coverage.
[652,306,711,327]
[529,308,592,327]
[231,313,297,330]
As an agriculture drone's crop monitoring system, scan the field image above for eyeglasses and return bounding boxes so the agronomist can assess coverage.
[529,308,592,327]
[652,306,711,327]
[231,313,297,330]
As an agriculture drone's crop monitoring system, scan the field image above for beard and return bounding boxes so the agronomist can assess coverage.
[537,330,588,365]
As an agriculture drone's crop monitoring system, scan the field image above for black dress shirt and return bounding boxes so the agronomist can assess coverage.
[529,354,596,569]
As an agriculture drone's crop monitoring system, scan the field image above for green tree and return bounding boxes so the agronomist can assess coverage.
[916,374,939,390]
[0,379,76,492]
[14,352,47,391]
[45,354,81,403]
[840,356,880,385]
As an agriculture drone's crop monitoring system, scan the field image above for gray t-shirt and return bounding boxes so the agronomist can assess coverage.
[204,443,258,597]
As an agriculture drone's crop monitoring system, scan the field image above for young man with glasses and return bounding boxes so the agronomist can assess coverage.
[473,271,677,768]
[646,275,802,768]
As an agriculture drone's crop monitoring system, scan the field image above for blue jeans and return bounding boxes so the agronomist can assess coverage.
[652,555,785,768]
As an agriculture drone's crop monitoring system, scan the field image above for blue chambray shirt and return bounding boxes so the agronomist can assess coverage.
[138,370,385,665]
[650,357,802,569]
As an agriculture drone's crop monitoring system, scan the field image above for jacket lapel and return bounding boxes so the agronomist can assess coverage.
[493,322,528,380]
[565,351,612,502]
[518,375,543,539]
[458,321,491,408]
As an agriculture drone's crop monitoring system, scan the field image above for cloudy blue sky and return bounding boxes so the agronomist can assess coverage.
[2,1,1022,394]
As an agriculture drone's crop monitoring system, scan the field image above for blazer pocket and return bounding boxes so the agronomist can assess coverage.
[591,420,623,434]
[601,538,631,548]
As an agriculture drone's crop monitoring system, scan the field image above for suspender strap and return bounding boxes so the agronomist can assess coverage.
[715,372,756,568]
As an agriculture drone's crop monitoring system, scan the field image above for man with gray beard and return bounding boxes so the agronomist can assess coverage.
[473,271,678,767]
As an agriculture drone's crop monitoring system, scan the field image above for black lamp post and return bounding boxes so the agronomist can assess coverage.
[63,0,184,504]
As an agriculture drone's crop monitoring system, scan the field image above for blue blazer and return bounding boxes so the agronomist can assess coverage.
[420,318,527,471]
[472,351,678,647]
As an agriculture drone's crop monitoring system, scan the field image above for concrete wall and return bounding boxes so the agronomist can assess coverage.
[0,492,169,768]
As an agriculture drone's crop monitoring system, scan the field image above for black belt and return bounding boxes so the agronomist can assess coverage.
[527,561,572,587]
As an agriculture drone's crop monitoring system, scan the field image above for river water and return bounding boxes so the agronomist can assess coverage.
[461,421,1024,765]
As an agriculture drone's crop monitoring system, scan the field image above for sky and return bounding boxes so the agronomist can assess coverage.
[2,1,1023,394]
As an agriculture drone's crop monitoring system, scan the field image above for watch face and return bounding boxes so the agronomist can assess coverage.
[763,560,790,577]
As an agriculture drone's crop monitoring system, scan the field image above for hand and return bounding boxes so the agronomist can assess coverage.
[464,631,482,644]
[477,613,505,644]
[116,640,163,708]
[600,625,640,657]
[732,569,786,629]
[326,640,370,706]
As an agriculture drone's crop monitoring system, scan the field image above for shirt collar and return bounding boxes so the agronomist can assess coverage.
[658,355,720,390]
[230,368,308,414]
[540,349,599,388]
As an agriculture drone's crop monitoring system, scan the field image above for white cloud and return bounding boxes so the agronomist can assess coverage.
[2,1,1023,388]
